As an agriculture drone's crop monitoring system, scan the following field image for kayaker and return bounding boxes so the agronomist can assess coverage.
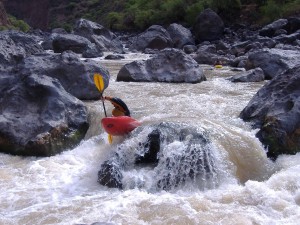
[103,96,131,117]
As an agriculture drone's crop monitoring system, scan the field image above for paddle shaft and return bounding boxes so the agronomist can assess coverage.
[101,94,108,117]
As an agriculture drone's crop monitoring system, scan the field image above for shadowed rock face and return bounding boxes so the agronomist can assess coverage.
[240,65,300,160]
[0,1,10,27]
[3,0,49,29]
[17,51,109,100]
[193,8,224,43]
[0,73,89,156]
[98,122,220,191]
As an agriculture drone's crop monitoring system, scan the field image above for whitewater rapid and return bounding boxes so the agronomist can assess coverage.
[1,54,300,225]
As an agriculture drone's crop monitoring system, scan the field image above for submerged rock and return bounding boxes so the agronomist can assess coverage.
[117,48,206,83]
[98,122,219,191]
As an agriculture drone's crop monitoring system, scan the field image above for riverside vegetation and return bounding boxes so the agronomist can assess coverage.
[1,0,300,32]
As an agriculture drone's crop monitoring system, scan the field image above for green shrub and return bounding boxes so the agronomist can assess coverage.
[185,1,211,26]
[7,15,30,32]
[106,12,124,29]
[259,0,300,24]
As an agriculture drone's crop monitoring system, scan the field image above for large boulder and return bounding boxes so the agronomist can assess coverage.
[0,30,44,70]
[52,33,103,58]
[167,23,195,49]
[129,25,173,52]
[0,73,89,157]
[284,17,300,34]
[17,51,109,100]
[98,122,219,191]
[117,48,206,83]
[240,65,300,160]
[245,48,300,79]
[193,8,224,43]
[73,18,124,53]
[259,19,288,37]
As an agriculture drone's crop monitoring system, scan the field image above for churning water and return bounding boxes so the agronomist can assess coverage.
[1,53,300,225]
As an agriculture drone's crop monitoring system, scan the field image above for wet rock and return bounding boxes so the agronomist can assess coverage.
[0,74,89,157]
[240,65,300,160]
[104,54,125,60]
[98,161,123,189]
[228,68,265,82]
[245,48,300,79]
[17,51,109,100]
[129,25,173,52]
[75,222,115,225]
[167,23,195,49]
[117,48,206,83]
[98,122,218,191]
[193,8,224,42]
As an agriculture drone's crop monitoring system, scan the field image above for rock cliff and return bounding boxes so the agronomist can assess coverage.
[3,0,49,29]
[0,1,10,27]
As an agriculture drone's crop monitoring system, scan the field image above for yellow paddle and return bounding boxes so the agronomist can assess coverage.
[93,73,113,144]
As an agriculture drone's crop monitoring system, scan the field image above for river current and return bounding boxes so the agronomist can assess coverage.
[1,53,300,225]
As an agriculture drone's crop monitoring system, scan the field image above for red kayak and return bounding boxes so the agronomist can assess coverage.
[101,116,141,136]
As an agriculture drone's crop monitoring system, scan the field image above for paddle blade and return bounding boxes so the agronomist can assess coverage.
[94,73,105,92]
[108,134,113,144]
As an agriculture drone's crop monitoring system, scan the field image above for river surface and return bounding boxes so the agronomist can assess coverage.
[1,53,300,225]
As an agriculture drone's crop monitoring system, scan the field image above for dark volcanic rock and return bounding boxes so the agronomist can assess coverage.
[73,18,124,54]
[129,25,173,52]
[117,48,206,83]
[52,33,103,58]
[98,122,218,191]
[98,161,123,189]
[246,48,300,79]
[18,51,109,100]
[0,73,89,157]
[240,65,300,160]
[0,30,44,70]
[193,8,224,42]
[259,19,288,37]
[167,23,195,49]
[228,68,265,82]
